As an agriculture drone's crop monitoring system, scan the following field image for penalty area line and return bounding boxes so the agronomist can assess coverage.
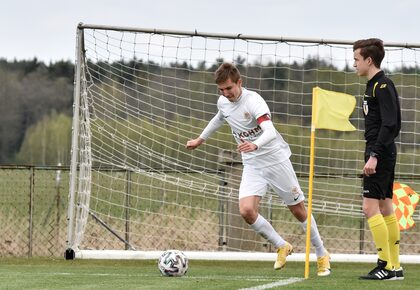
[238,277,304,290]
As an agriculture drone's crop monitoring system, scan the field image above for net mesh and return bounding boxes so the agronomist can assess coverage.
[69,27,420,255]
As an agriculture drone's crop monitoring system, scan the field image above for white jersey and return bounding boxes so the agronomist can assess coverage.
[217,88,291,168]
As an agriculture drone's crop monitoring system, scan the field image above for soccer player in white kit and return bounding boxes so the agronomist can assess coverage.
[186,63,331,276]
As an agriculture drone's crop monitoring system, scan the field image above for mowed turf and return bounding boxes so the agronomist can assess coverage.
[0,258,419,290]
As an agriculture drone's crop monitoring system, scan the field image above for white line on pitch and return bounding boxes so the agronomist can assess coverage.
[238,277,304,290]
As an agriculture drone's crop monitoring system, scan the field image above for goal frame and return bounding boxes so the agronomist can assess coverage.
[65,23,420,263]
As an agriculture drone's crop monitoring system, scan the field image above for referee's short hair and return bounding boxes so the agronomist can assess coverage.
[353,38,385,68]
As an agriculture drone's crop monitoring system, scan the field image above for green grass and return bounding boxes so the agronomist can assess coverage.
[0,258,419,290]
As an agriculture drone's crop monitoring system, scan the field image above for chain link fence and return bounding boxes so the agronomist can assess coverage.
[1,166,420,257]
[0,166,68,257]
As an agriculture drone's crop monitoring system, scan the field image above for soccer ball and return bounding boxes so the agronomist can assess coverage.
[158,250,188,277]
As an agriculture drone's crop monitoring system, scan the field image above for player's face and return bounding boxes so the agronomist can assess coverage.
[353,49,370,76]
[217,78,242,102]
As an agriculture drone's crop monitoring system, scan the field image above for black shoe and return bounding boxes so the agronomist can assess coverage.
[395,267,404,280]
[359,259,396,280]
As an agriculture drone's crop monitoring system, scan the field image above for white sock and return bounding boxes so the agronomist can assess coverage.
[301,215,326,257]
[250,214,286,248]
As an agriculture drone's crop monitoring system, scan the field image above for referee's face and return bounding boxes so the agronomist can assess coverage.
[217,78,243,102]
[353,48,369,77]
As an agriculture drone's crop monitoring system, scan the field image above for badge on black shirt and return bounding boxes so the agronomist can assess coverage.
[363,96,369,115]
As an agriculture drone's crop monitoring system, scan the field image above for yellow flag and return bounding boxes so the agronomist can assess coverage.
[312,87,356,131]
[305,87,356,279]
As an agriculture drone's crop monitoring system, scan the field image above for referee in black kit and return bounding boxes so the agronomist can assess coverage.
[353,38,403,280]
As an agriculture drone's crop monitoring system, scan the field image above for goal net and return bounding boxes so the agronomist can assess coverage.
[66,24,420,262]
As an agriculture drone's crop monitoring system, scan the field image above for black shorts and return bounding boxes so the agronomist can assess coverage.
[362,147,396,200]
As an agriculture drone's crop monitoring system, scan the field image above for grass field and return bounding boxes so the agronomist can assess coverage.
[0,258,419,290]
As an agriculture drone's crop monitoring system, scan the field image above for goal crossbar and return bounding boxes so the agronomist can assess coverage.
[78,23,420,48]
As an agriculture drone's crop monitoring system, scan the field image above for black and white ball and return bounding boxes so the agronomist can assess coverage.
[158,250,188,277]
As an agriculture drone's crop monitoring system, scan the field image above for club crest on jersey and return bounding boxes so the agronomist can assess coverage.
[244,112,251,120]
[363,100,368,115]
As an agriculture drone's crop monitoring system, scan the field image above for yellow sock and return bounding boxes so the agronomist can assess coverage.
[368,214,392,270]
[384,214,400,269]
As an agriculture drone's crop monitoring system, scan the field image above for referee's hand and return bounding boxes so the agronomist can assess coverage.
[363,156,377,176]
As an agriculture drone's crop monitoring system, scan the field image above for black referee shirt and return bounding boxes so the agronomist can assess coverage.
[363,71,401,158]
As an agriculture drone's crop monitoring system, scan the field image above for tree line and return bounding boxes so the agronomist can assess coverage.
[0,57,419,166]
[0,58,73,164]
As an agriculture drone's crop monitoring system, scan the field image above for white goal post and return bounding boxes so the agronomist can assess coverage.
[65,23,420,263]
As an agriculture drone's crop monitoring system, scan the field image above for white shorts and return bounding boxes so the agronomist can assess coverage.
[238,159,305,206]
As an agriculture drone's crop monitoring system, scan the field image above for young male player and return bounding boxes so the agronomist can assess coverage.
[186,62,331,276]
[353,38,403,280]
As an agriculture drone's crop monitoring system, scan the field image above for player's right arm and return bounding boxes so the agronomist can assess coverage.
[186,137,205,150]
[186,111,225,150]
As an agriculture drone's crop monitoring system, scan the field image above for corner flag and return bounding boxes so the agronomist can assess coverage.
[304,87,356,279]
[312,87,356,131]
[393,182,419,230]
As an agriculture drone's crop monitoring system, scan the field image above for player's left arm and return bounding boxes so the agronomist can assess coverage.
[364,82,399,176]
[237,114,276,153]
[372,81,400,157]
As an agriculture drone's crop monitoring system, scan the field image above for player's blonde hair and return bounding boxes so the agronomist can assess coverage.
[214,62,241,84]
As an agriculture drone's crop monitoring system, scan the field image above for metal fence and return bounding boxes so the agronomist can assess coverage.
[1,165,420,257]
[0,165,68,257]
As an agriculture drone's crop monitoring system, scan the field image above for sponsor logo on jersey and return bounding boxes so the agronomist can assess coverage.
[233,125,262,140]
[292,186,300,201]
